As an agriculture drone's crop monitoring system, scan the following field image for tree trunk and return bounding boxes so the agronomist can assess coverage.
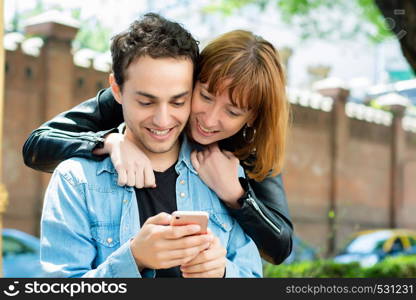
[375,0,416,73]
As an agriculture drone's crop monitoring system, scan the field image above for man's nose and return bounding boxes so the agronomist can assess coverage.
[153,105,171,128]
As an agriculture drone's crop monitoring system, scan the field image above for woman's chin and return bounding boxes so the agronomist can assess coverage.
[192,135,213,145]
[191,132,219,145]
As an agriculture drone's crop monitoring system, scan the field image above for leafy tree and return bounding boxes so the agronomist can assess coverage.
[205,0,416,72]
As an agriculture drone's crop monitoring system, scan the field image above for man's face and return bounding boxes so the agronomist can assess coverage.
[111,56,193,156]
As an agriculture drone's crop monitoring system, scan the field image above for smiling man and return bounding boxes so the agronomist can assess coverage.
[40,13,262,278]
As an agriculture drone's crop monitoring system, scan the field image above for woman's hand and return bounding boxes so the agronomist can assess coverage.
[93,133,155,188]
[191,143,244,208]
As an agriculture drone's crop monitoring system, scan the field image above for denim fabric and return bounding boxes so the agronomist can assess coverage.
[40,136,262,278]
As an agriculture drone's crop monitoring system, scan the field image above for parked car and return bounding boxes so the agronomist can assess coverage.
[283,235,318,264]
[366,79,416,106]
[2,228,42,277]
[333,229,416,267]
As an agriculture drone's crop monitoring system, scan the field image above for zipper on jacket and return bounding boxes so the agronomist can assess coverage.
[246,195,281,234]
[48,131,98,143]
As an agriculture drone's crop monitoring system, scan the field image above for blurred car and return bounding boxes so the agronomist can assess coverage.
[333,229,416,267]
[2,228,42,277]
[283,235,318,264]
[366,79,416,106]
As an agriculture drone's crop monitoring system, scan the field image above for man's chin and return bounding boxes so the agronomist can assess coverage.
[142,140,178,154]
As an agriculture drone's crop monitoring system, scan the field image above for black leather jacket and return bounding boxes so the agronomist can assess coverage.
[22,88,293,264]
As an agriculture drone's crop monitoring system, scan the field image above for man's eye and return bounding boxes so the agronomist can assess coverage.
[172,102,185,107]
[138,101,152,106]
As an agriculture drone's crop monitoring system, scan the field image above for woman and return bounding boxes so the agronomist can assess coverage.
[23,30,293,264]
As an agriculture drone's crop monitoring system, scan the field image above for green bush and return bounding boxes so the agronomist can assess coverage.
[264,255,416,278]
[364,256,416,278]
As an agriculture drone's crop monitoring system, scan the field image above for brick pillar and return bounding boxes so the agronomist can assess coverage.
[316,85,350,255]
[24,13,79,228]
[0,0,9,277]
[24,13,79,120]
[389,105,406,228]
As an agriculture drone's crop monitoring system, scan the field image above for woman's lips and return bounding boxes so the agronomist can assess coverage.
[195,120,218,137]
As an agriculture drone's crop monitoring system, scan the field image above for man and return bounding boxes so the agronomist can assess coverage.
[40,13,262,278]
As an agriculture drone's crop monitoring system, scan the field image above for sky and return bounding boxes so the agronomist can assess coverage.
[4,0,412,91]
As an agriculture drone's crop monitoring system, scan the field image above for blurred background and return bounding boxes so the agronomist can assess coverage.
[1,0,416,277]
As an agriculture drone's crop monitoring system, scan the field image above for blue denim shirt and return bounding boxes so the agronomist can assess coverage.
[40,136,262,278]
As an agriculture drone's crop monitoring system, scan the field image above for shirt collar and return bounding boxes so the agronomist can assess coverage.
[176,134,199,175]
[96,133,200,176]
[96,156,117,176]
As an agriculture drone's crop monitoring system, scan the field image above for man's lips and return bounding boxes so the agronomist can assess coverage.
[146,127,176,140]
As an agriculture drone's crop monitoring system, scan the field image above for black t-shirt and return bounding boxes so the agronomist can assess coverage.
[135,162,181,277]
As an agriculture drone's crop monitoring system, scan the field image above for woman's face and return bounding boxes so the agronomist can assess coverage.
[189,81,253,145]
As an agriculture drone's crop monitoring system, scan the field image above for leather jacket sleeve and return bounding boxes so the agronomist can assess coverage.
[22,87,293,265]
[227,174,293,265]
[22,88,123,173]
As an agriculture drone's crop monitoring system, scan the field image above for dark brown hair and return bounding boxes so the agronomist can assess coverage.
[111,13,199,89]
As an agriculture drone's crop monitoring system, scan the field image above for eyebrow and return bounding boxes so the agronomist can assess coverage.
[200,85,248,111]
[135,91,190,100]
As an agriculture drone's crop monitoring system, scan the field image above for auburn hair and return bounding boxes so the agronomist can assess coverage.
[198,30,290,181]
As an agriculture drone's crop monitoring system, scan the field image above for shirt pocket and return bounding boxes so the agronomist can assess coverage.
[208,211,234,247]
[91,223,121,264]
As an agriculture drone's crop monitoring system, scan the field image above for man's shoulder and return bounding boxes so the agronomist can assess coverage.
[55,157,112,185]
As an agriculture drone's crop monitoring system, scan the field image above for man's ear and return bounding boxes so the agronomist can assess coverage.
[109,73,122,105]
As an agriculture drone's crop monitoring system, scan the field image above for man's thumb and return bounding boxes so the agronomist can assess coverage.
[145,212,172,225]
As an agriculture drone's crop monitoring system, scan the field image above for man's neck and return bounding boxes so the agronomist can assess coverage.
[145,146,179,172]
[124,131,180,172]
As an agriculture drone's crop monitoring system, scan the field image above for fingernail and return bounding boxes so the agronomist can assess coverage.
[192,225,201,231]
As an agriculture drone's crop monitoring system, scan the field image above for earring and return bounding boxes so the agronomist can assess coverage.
[242,125,256,144]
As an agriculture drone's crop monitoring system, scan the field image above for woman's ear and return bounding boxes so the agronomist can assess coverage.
[246,113,256,128]
[109,73,122,105]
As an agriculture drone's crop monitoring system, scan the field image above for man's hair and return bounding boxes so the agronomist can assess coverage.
[111,13,199,89]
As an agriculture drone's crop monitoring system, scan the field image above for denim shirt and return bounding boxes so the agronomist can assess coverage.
[40,136,262,278]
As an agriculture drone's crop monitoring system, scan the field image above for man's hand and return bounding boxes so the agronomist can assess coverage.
[93,133,156,188]
[191,143,244,208]
[180,231,227,278]
[130,213,214,271]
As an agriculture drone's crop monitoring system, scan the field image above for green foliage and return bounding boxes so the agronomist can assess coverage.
[264,260,363,278]
[7,1,111,53]
[74,21,111,52]
[205,0,393,43]
[204,0,268,15]
[364,256,416,278]
[264,255,416,277]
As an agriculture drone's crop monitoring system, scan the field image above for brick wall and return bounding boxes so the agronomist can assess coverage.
[3,20,108,235]
[3,21,416,257]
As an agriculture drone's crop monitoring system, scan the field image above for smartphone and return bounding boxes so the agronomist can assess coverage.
[170,211,209,234]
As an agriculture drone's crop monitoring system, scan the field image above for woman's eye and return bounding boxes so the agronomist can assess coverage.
[200,92,212,101]
[228,110,241,117]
